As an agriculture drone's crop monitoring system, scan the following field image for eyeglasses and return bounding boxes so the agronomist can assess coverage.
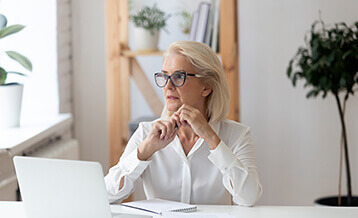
[154,71,203,88]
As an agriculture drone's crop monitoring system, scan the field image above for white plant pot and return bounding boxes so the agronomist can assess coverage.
[0,83,24,128]
[134,27,159,51]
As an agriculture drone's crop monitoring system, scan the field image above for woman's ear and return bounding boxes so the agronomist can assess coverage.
[202,86,213,97]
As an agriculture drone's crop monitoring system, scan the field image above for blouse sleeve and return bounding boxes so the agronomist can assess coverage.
[104,122,151,203]
[207,127,263,206]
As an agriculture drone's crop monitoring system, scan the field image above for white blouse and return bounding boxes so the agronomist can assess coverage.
[105,119,262,206]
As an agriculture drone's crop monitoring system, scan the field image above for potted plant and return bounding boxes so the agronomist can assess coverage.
[176,9,192,35]
[0,14,32,128]
[287,19,358,206]
[131,4,170,51]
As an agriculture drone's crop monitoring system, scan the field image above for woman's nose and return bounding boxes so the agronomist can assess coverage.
[164,79,175,90]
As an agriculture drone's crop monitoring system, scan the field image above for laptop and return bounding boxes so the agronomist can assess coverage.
[13,156,151,218]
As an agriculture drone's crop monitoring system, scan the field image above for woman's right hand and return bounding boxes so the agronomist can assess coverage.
[137,114,181,161]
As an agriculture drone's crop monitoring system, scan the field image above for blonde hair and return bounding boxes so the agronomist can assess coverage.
[160,41,229,123]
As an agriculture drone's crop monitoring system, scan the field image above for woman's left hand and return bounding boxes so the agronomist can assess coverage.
[175,104,220,148]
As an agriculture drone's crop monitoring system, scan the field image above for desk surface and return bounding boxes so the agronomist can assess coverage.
[1,201,358,218]
[0,113,72,155]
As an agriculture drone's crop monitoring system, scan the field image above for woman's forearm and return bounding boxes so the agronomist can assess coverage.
[202,127,221,150]
[137,140,155,161]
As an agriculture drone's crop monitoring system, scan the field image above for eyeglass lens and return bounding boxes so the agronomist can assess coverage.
[155,72,186,87]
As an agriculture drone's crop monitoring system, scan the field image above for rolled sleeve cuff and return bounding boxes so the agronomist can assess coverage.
[208,140,246,174]
[120,148,151,179]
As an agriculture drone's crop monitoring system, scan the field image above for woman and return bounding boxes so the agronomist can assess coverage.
[105,41,262,206]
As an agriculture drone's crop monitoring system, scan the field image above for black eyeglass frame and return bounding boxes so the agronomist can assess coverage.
[154,71,202,88]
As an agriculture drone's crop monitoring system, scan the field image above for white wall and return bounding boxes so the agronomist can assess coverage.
[71,0,109,172]
[239,0,358,205]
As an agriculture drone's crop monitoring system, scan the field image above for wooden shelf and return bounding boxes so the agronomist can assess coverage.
[121,50,164,57]
[121,49,221,57]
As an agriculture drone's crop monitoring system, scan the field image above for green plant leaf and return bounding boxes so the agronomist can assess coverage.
[0,14,7,29]
[0,67,7,85]
[322,91,328,98]
[0,24,25,39]
[287,59,293,77]
[131,3,170,31]
[306,89,315,98]
[287,19,358,100]
[292,73,299,86]
[306,89,319,98]
[342,50,352,60]
[6,51,32,71]
[339,77,346,87]
[319,77,328,89]
[8,71,27,77]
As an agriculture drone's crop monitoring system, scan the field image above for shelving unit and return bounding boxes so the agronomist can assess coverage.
[106,0,239,167]
[121,50,164,57]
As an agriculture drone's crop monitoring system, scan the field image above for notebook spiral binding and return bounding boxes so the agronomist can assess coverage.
[171,206,197,213]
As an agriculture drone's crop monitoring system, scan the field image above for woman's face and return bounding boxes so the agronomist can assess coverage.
[162,54,211,113]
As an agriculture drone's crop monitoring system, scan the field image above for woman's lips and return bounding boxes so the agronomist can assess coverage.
[167,96,179,100]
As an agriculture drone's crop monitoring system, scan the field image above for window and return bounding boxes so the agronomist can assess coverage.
[0,0,59,124]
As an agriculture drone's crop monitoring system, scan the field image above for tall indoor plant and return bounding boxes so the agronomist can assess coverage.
[0,14,32,127]
[287,19,358,206]
[131,4,170,51]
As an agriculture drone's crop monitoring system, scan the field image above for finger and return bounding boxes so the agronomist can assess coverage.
[168,119,177,138]
[172,114,181,128]
[181,108,200,120]
[171,127,179,138]
[181,107,203,123]
[180,111,191,118]
[160,121,172,140]
[180,112,192,127]
[178,114,186,127]
[166,127,178,141]
[152,122,162,135]
[174,110,184,126]
[180,107,194,113]
[172,115,179,127]
[176,105,196,119]
[157,122,167,140]
[164,121,173,140]
[174,112,184,127]
[183,104,195,111]
[181,104,196,112]
[168,119,177,137]
[176,104,187,115]
[178,103,186,111]
[172,112,183,127]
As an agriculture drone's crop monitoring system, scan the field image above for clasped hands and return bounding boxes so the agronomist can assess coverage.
[137,104,220,161]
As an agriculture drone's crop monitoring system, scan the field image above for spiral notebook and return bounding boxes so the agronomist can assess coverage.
[121,198,197,214]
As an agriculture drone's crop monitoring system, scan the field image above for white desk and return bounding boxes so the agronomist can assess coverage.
[0,114,73,201]
[0,113,72,155]
[1,201,358,218]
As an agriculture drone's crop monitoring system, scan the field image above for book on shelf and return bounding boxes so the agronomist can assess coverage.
[211,0,220,52]
[189,10,199,41]
[189,0,220,53]
[204,0,216,45]
[195,2,211,43]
